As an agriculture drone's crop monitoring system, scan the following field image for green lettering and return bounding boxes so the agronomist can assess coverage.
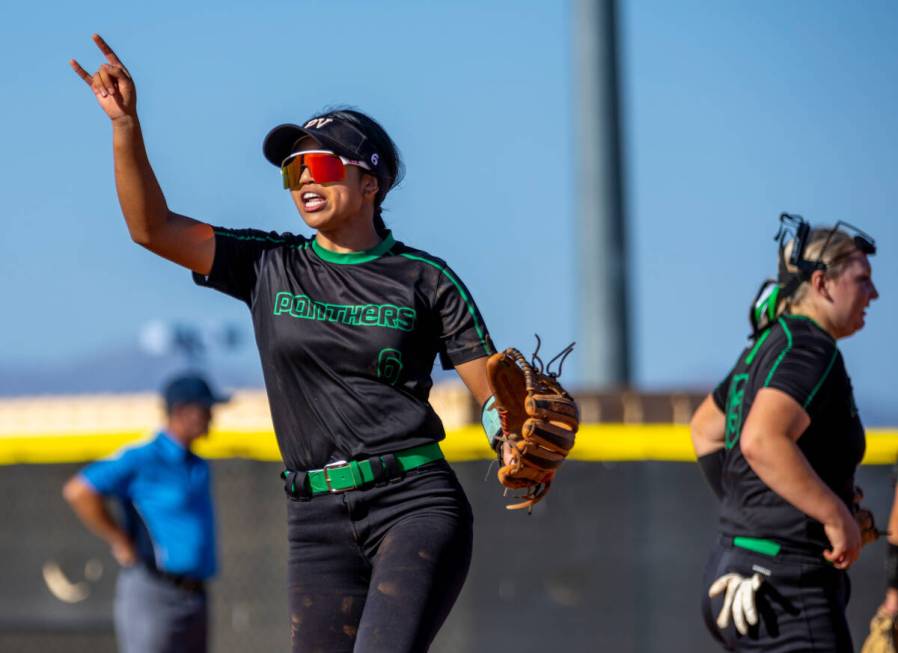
[344,305,363,325]
[274,292,293,315]
[360,305,380,326]
[319,304,340,322]
[272,291,417,333]
[396,307,417,332]
[332,306,348,323]
[724,374,749,450]
[379,304,399,329]
[292,295,312,318]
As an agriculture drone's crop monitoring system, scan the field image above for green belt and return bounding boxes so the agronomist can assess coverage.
[733,536,782,557]
[283,443,444,496]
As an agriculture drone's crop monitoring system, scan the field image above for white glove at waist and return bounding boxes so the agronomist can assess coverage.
[708,572,764,636]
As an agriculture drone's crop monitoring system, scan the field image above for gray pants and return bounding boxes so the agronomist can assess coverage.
[114,565,208,653]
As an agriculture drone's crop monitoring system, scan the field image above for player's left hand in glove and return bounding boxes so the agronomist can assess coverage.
[484,340,579,511]
[860,608,898,653]
[708,572,763,636]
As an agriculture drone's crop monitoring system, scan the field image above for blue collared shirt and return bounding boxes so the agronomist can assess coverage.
[80,432,217,580]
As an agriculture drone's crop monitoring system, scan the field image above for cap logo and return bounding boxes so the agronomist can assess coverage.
[304,117,334,129]
[371,153,379,166]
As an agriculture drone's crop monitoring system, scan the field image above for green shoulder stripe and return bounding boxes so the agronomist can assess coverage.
[804,348,840,408]
[744,328,771,366]
[763,318,793,387]
[399,253,492,357]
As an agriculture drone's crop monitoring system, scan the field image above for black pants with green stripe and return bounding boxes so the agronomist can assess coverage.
[285,459,473,653]
[702,538,852,652]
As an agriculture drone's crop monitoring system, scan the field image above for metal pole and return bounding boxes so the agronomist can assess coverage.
[572,0,630,389]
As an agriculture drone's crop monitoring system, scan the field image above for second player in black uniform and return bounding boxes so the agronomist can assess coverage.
[72,35,502,653]
[691,214,879,652]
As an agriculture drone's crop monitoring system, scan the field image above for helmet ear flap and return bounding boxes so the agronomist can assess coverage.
[766,285,780,321]
[750,280,781,337]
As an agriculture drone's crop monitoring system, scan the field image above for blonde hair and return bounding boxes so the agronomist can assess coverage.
[778,228,859,315]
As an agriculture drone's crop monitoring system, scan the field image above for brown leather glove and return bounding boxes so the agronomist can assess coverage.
[486,345,579,511]
[854,486,883,547]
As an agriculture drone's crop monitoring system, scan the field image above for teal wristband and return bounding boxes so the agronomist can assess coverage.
[481,395,502,450]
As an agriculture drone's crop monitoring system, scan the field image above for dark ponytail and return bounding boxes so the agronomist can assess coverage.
[373,211,388,238]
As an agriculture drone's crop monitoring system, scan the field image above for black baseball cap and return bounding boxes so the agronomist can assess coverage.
[162,374,229,411]
[262,112,384,175]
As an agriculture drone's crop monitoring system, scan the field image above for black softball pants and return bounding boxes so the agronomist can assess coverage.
[702,538,853,652]
[285,459,474,653]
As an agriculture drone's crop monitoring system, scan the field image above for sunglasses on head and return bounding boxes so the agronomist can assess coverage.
[776,213,876,280]
[281,150,371,189]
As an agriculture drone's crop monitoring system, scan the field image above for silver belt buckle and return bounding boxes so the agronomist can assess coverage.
[323,460,351,493]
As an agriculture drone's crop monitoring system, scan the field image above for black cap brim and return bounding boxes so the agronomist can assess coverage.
[167,392,230,411]
[209,391,231,406]
[262,123,356,168]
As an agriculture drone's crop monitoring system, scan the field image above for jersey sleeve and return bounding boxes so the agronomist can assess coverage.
[712,343,753,411]
[431,263,495,369]
[80,448,140,498]
[762,331,840,409]
[712,370,733,411]
[193,227,297,306]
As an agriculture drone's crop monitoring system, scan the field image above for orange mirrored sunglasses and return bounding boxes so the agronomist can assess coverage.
[281,150,371,189]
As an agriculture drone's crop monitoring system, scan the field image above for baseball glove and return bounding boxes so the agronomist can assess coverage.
[855,486,884,546]
[486,341,579,511]
[860,609,898,653]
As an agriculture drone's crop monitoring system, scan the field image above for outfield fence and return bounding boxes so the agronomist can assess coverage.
[1,388,895,652]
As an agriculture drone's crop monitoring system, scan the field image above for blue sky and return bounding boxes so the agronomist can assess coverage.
[1,1,895,419]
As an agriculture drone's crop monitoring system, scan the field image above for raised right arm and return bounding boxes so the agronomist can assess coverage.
[71,34,214,275]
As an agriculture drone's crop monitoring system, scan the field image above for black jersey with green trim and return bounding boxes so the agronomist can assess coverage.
[193,227,495,470]
[711,314,865,552]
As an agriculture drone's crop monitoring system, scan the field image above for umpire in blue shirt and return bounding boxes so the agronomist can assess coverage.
[63,373,228,653]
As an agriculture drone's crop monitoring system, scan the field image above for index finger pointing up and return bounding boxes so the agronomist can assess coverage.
[92,33,123,66]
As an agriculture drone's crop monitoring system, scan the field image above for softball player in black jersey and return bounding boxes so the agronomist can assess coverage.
[690,215,879,652]
[72,35,504,653]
